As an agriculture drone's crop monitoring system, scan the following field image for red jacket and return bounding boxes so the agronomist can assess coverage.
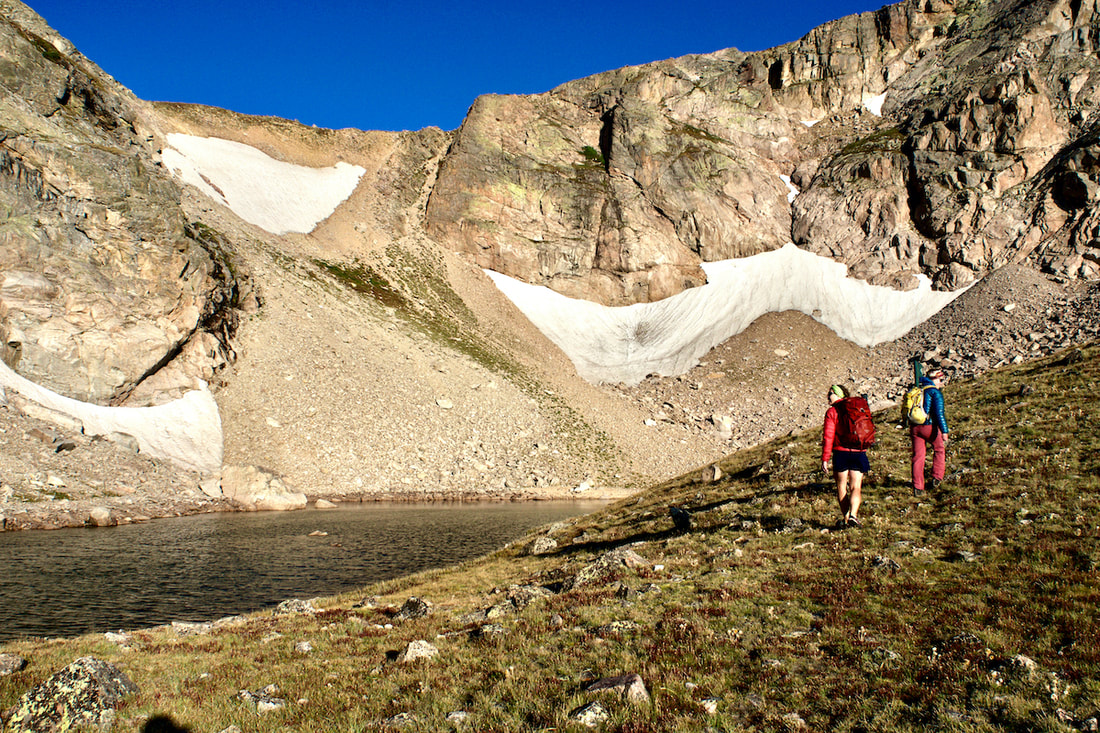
[822,405,858,461]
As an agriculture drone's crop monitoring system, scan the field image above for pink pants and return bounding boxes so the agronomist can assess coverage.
[910,424,946,492]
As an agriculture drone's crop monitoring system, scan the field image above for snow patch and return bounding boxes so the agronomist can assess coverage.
[162,134,365,235]
[801,119,821,127]
[485,243,969,385]
[779,174,799,204]
[0,361,223,474]
[862,92,888,117]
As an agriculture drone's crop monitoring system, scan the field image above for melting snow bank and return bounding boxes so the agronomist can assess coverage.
[0,361,223,474]
[162,133,365,235]
[485,243,970,385]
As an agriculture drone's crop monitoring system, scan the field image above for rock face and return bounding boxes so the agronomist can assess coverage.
[0,1,244,405]
[425,0,1100,304]
[5,656,139,732]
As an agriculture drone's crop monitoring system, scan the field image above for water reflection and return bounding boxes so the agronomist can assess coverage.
[0,501,603,641]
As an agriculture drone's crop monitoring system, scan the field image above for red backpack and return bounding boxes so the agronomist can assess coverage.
[836,396,876,450]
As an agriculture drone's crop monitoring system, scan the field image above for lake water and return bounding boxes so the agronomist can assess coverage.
[0,501,604,641]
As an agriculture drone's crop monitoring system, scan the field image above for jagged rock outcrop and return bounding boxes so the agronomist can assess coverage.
[424,0,1100,304]
[0,1,244,406]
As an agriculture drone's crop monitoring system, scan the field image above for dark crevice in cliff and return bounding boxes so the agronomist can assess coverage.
[109,224,246,406]
[598,109,615,173]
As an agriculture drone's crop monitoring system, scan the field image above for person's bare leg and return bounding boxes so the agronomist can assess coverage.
[835,471,850,521]
[848,471,864,521]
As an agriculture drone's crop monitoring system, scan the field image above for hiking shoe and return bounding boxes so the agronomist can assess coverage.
[930,479,942,491]
[912,487,926,498]
[847,516,861,528]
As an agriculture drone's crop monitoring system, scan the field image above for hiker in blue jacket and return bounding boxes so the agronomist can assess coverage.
[910,369,949,495]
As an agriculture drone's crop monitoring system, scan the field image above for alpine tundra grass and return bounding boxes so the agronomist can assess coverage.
[1,344,1097,732]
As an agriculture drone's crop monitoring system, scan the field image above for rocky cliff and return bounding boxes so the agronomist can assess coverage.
[425,0,1100,303]
[0,0,241,407]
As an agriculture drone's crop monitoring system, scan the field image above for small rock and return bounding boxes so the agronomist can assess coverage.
[315,499,338,509]
[198,478,223,498]
[527,536,558,555]
[308,530,328,537]
[585,673,650,704]
[397,640,439,664]
[782,712,808,730]
[394,596,433,621]
[871,555,900,571]
[294,641,313,654]
[275,598,318,615]
[103,632,130,646]
[436,398,454,409]
[384,712,417,728]
[0,653,27,676]
[701,697,720,715]
[569,701,610,727]
[239,688,286,714]
[470,624,507,641]
[446,710,470,726]
[107,432,141,454]
[1010,654,1039,681]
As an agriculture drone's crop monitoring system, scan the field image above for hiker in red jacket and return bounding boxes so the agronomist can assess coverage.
[822,384,871,528]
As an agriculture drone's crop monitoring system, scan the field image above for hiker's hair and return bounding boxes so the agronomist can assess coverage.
[828,384,849,399]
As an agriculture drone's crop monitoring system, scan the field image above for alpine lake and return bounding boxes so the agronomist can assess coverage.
[0,501,605,641]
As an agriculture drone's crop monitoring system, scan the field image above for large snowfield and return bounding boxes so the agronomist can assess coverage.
[486,243,967,385]
[162,134,365,235]
[0,361,222,474]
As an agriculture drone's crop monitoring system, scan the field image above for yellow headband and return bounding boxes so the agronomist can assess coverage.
[830,385,844,398]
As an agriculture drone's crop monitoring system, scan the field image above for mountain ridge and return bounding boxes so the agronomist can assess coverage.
[1,0,1099,526]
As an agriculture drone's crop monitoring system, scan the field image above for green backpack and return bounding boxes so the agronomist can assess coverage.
[903,385,929,425]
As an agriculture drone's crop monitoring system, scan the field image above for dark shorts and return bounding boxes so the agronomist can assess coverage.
[833,450,870,474]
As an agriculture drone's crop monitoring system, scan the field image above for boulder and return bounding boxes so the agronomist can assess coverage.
[5,657,139,732]
[572,546,650,587]
[0,653,27,676]
[526,536,558,555]
[396,640,439,664]
[220,465,306,512]
[569,701,610,728]
[394,596,433,621]
[585,673,651,705]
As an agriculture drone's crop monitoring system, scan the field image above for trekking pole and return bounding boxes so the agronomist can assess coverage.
[909,354,923,385]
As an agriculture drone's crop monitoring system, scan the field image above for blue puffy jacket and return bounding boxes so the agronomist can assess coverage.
[920,376,949,434]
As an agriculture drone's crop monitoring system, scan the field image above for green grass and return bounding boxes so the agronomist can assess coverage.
[2,344,1097,731]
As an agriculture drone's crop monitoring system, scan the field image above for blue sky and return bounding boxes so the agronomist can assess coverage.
[28,0,886,132]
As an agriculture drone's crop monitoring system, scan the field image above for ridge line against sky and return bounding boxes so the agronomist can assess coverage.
[27,0,886,133]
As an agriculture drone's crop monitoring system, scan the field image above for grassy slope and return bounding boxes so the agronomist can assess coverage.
[1,345,1098,732]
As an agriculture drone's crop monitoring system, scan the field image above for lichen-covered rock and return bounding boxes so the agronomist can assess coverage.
[0,652,27,676]
[5,657,138,732]
[393,596,433,621]
[571,546,650,587]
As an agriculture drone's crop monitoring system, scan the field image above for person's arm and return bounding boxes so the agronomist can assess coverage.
[931,388,949,436]
[822,407,837,471]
